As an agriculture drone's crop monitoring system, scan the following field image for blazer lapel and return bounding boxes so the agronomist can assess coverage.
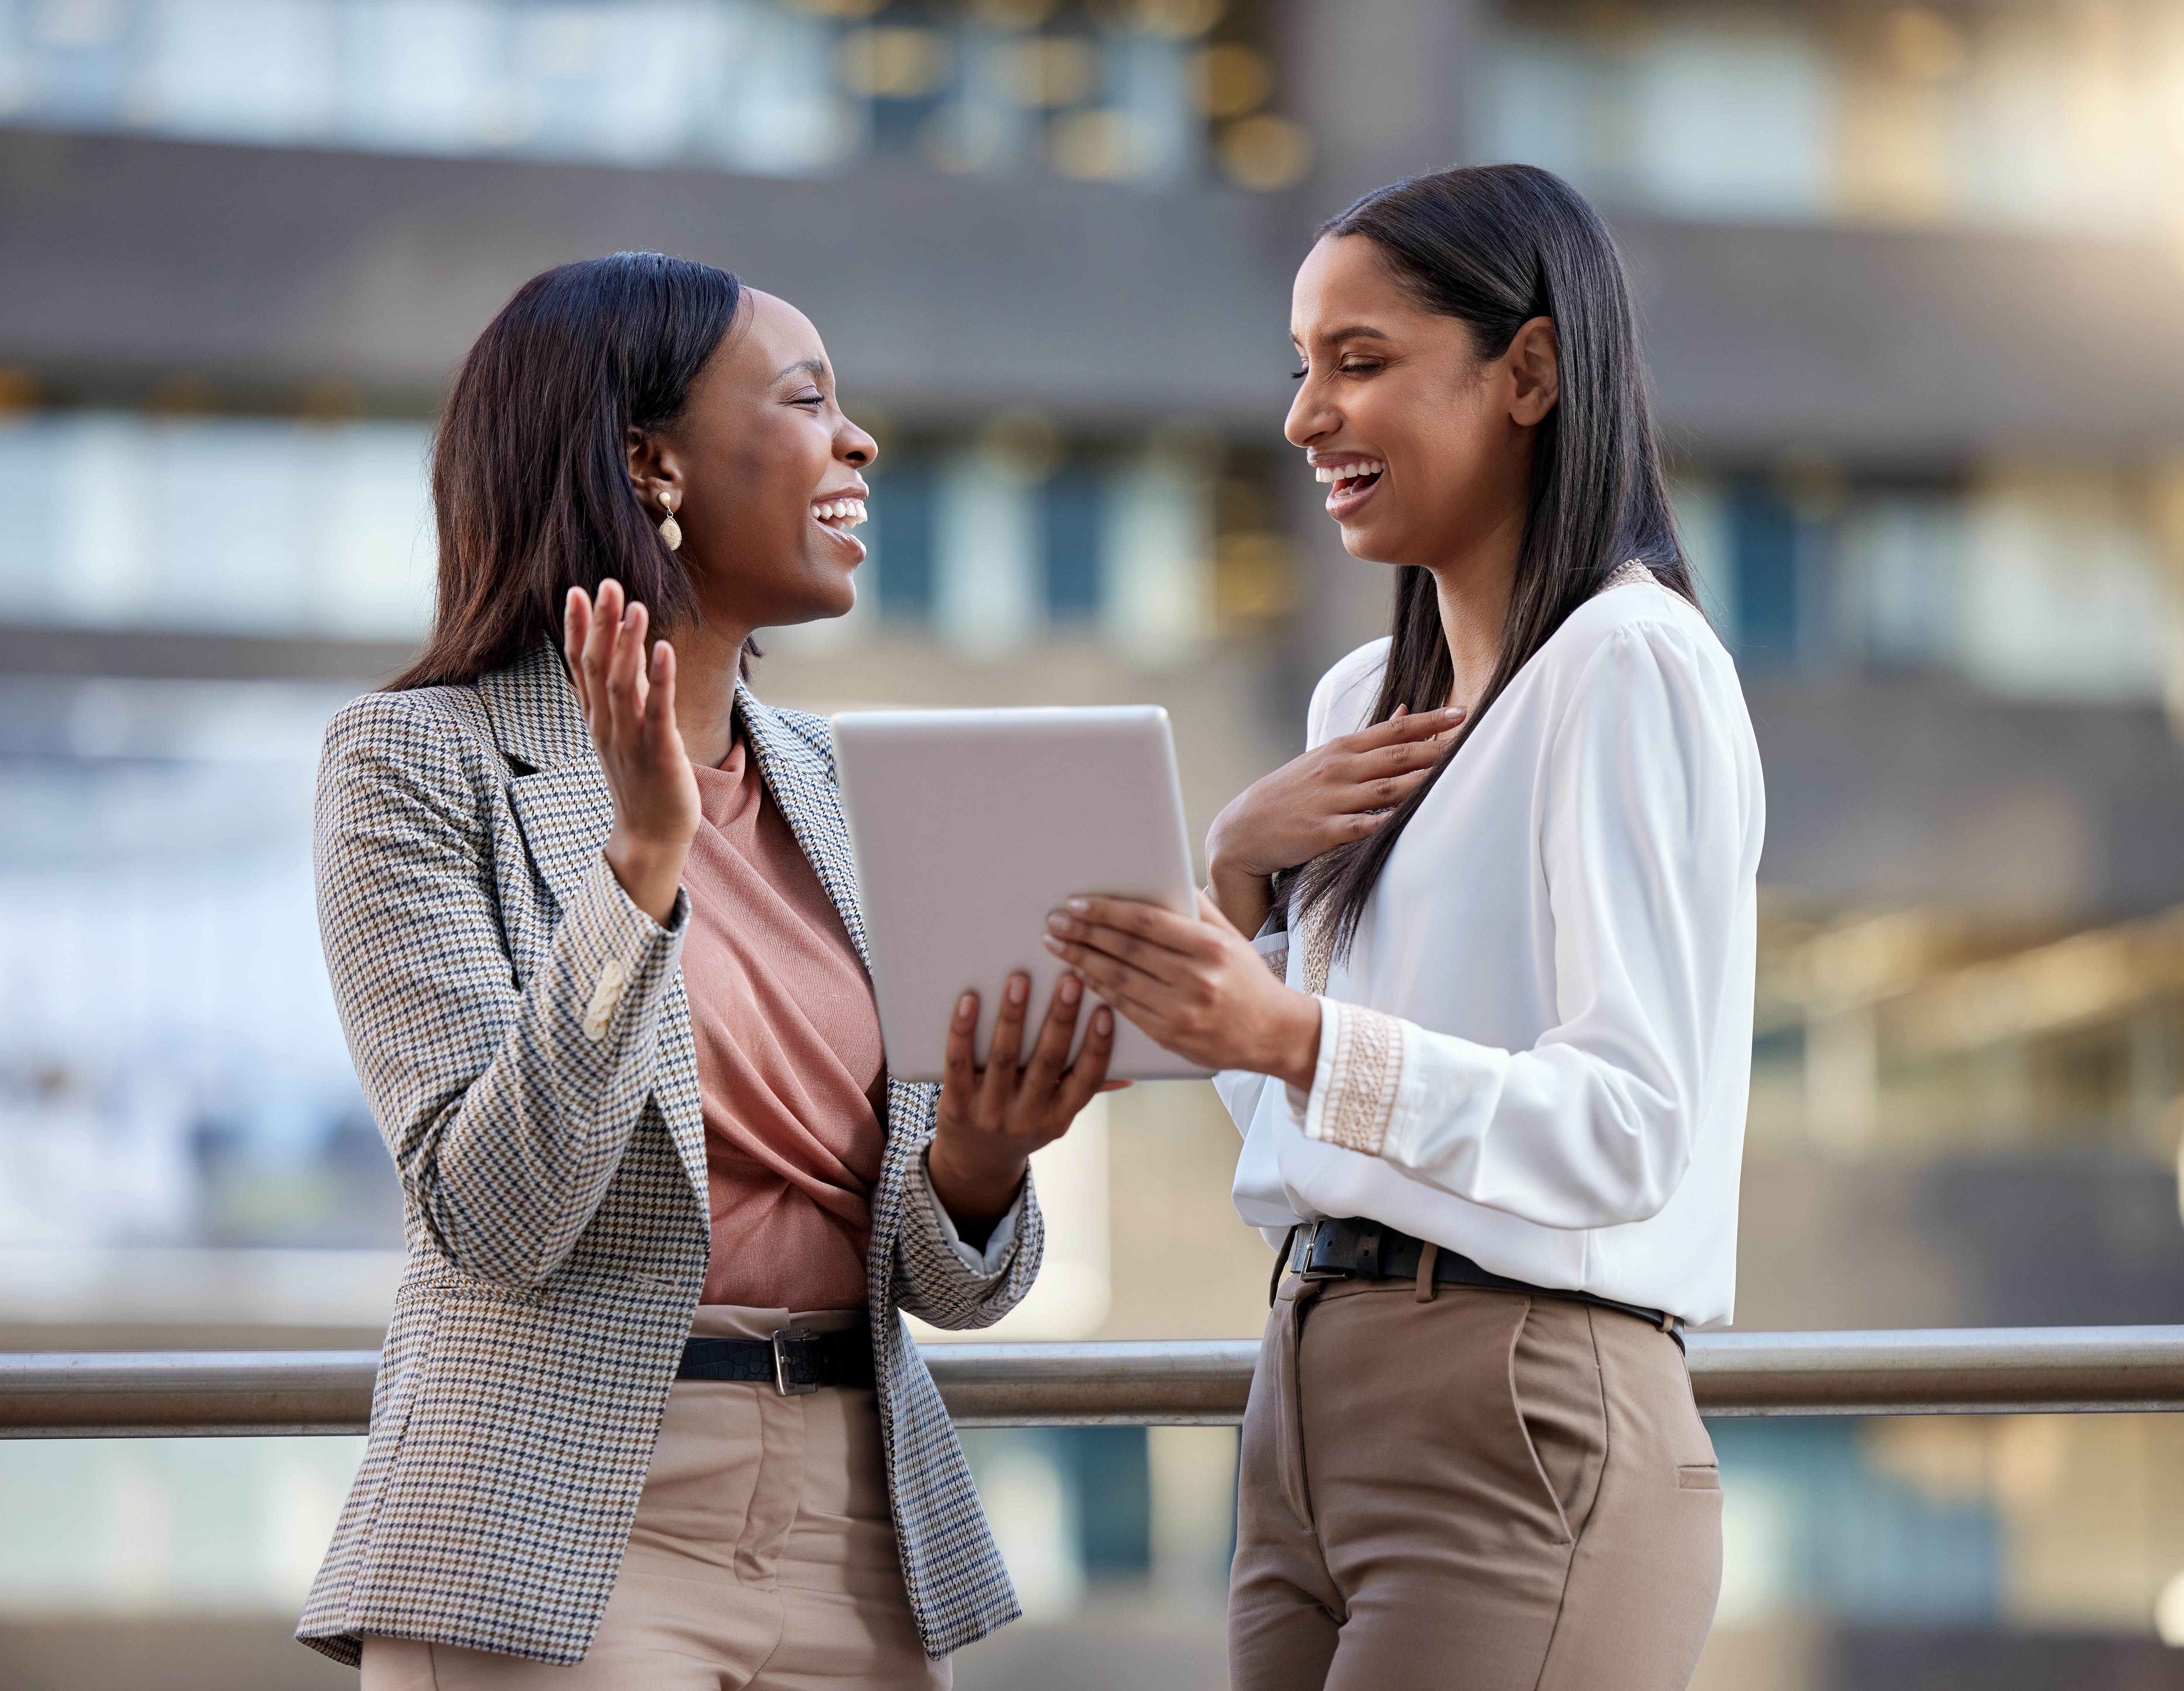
[485,648,616,917]
[735,685,873,972]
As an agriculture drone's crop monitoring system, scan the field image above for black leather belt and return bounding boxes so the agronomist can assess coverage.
[677,1327,874,1396]
[1288,1217,1683,1348]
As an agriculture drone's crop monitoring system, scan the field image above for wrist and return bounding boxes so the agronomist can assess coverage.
[926,1133,1029,1233]
[1268,991,1324,1092]
[604,828,687,926]
[1207,850,1271,894]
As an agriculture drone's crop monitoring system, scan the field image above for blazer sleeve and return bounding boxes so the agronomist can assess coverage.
[315,691,688,1288]
[892,1149,1046,1330]
[1288,621,1756,1231]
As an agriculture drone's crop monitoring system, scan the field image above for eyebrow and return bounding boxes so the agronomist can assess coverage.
[1292,325,1393,349]
[774,357,829,384]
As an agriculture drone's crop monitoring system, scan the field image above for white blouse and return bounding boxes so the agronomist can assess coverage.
[1216,577,1765,1328]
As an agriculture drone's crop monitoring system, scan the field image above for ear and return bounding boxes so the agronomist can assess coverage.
[625,424,687,515]
[1505,316,1559,428]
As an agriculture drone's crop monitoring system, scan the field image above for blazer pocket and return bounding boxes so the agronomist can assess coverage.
[1678,1464,1722,1491]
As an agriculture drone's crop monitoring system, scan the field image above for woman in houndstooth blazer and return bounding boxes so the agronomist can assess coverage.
[298,255,1115,1686]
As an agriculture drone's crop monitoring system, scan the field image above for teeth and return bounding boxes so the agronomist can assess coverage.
[1313,460,1386,484]
[815,499,868,527]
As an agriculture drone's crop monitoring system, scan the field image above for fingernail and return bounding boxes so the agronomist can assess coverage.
[1059,974,1083,1003]
[1043,935,1064,956]
[957,993,975,1018]
[1066,898,1090,913]
[1093,1008,1113,1034]
[1007,976,1028,1005]
[1046,913,1072,934]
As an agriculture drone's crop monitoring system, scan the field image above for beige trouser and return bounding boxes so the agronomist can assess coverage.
[1230,1275,1722,1691]
[361,1307,947,1691]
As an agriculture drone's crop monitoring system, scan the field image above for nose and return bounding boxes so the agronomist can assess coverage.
[1284,372,1329,450]
[840,415,878,470]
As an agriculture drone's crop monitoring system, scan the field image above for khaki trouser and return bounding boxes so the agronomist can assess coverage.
[1230,1276,1722,1691]
[361,1307,946,1691]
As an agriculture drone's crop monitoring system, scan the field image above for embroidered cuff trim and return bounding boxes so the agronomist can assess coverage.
[1306,1002,1403,1157]
[1300,906,1335,997]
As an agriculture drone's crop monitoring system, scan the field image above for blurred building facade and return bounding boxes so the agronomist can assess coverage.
[5,1,2184,1688]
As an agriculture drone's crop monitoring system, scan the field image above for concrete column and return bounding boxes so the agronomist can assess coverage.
[1265,0,1489,710]
[1274,0,1483,212]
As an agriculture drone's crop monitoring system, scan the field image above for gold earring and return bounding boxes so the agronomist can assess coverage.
[656,488,682,553]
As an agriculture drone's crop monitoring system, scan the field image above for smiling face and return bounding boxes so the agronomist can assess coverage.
[1284,234,1556,577]
[628,287,877,636]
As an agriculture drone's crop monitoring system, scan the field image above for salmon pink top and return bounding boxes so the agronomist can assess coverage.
[682,730,887,1311]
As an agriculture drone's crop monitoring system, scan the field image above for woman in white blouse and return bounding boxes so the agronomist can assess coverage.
[1044,165,1763,1689]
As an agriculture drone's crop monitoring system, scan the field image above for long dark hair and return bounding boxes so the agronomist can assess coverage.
[1289,164,1697,957]
[391,252,744,690]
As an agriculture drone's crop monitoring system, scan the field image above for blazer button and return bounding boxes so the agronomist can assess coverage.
[583,958,630,1042]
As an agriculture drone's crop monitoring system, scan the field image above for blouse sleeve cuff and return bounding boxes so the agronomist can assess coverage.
[1293,996,1408,1158]
[919,1151,1026,1278]
[1251,927,1290,982]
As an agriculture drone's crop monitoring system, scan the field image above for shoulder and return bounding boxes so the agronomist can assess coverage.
[1306,637,1392,748]
[1538,584,1760,789]
[1539,581,1739,702]
[319,683,496,801]
[324,683,476,755]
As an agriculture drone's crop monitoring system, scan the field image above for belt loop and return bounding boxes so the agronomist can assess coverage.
[1270,1223,1300,1309]
[1415,1240,1440,1303]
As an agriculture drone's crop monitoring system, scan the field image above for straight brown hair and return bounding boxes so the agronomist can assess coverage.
[1288,165,1699,957]
[391,252,744,691]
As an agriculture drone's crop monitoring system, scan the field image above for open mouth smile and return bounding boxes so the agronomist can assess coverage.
[1313,458,1385,515]
[813,497,869,558]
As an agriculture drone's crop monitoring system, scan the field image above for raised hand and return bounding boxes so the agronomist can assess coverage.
[927,971,1121,1243]
[564,580,699,925]
[1204,704,1465,936]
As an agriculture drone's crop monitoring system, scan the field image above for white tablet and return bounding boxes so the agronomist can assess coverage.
[831,705,1212,1083]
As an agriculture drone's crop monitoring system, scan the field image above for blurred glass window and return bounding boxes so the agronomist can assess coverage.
[0,413,432,642]
[0,0,1263,187]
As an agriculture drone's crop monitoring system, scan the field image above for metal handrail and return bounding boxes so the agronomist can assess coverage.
[5,1328,2184,1437]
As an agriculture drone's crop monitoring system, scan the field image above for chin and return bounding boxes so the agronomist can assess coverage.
[787,580,860,626]
[1339,520,1400,565]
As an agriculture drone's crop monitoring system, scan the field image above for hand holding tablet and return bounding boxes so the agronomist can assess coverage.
[832,705,1214,1084]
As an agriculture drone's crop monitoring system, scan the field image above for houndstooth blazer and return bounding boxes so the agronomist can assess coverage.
[296,641,1038,1667]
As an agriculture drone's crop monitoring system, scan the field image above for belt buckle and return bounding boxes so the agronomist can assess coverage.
[772,1327,821,1397]
[1294,1221,1353,1283]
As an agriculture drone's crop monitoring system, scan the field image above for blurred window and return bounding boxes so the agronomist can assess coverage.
[1727,476,1804,668]
[1487,0,2184,240]
[0,412,432,642]
[0,677,390,1255]
[1042,459,1105,623]
[871,456,938,623]
[0,0,1296,189]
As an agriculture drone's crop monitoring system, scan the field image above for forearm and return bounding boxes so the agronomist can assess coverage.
[1295,999,1694,1230]
[355,854,686,1285]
